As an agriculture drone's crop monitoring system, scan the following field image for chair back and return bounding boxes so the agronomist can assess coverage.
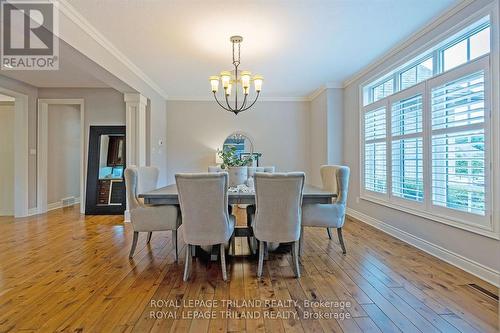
[124,167,141,210]
[137,166,159,194]
[175,173,232,245]
[253,172,305,243]
[320,165,350,205]
[208,165,223,173]
[248,166,275,178]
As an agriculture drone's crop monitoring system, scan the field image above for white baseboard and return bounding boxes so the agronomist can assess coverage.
[28,207,39,216]
[47,197,80,212]
[124,210,130,223]
[346,207,500,287]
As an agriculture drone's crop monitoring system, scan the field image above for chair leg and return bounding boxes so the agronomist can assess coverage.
[292,240,301,278]
[147,232,153,244]
[129,231,139,258]
[337,228,347,254]
[173,230,178,262]
[183,245,192,282]
[220,243,228,281]
[233,235,236,256]
[326,228,332,239]
[299,226,304,256]
[257,241,265,277]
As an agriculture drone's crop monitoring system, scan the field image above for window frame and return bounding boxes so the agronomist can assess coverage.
[426,56,491,228]
[363,16,491,106]
[360,55,493,236]
[440,22,491,72]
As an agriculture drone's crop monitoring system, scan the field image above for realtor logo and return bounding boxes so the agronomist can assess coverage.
[1,0,59,70]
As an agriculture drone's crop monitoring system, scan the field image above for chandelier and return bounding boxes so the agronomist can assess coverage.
[209,36,263,115]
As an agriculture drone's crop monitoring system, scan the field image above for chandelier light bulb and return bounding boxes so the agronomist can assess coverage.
[209,76,219,92]
[241,71,251,89]
[253,75,264,92]
[220,71,231,88]
[226,82,232,96]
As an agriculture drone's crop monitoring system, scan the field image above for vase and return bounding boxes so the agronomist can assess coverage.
[227,166,248,188]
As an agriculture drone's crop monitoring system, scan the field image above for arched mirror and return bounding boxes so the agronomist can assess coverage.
[223,132,254,156]
[216,132,262,167]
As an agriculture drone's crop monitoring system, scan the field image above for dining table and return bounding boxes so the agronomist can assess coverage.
[139,183,336,259]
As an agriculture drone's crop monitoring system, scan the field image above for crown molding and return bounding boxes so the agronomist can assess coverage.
[307,81,344,101]
[342,0,474,87]
[55,0,168,99]
[167,96,311,102]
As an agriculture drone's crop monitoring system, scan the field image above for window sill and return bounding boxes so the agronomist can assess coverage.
[359,194,500,240]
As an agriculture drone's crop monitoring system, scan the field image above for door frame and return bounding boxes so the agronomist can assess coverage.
[0,87,29,217]
[37,99,85,214]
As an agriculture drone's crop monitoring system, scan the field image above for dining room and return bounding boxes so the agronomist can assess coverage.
[0,0,498,332]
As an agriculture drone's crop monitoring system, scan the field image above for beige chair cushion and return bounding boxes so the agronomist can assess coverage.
[131,205,181,232]
[137,166,160,194]
[253,172,305,243]
[124,167,180,232]
[302,165,350,229]
[176,172,235,246]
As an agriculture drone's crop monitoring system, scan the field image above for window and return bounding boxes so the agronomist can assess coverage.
[391,94,424,202]
[363,17,490,105]
[430,70,486,216]
[400,58,433,90]
[364,107,387,193]
[443,26,491,71]
[361,55,491,231]
[372,79,394,102]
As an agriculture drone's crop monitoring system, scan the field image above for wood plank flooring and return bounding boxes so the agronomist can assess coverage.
[0,205,497,333]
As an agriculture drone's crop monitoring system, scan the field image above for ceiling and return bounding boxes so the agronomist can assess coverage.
[71,1,458,98]
[1,41,109,88]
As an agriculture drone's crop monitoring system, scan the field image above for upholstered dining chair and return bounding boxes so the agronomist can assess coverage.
[175,172,235,282]
[124,167,181,260]
[253,172,305,278]
[246,166,275,253]
[302,165,350,254]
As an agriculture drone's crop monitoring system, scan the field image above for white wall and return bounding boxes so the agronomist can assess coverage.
[0,102,15,215]
[47,104,81,205]
[309,88,344,187]
[342,0,500,284]
[166,100,310,184]
[309,91,328,187]
[148,95,168,186]
[38,88,126,171]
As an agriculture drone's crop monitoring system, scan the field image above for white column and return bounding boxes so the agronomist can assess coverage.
[124,93,148,167]
[124,93,148,222]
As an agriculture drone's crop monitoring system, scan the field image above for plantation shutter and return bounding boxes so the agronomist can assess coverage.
[430,70,486,216]
[364,107,387,193]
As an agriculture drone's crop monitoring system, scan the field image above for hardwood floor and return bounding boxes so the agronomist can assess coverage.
[0,206,497,333]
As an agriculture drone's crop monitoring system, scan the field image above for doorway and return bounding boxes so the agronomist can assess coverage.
[0,94,15,216]
[0,87,28,218]
[37,99,85,214]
